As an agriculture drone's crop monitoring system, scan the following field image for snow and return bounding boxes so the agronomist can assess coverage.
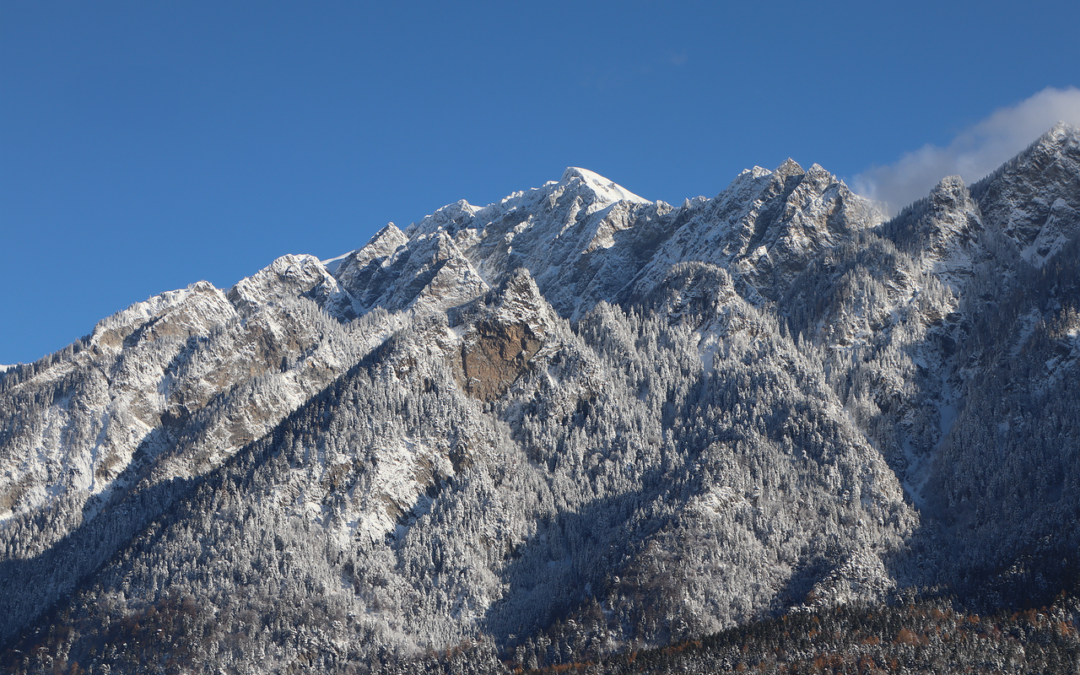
[6,135,1077,657]
[899,365,959,512]
[700,341,719,377]
[560,167,650,205]
[1011,310,1041,356]
[1019,197,1078,267]
[349,437,447,544]
[321,251,354,274]
[91,280,227,348]
[228,253,335,310]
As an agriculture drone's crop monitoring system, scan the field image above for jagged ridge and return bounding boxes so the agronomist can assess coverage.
[2,125,1080,674]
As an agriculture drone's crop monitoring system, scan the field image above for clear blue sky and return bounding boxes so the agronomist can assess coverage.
[3,1,1079,364]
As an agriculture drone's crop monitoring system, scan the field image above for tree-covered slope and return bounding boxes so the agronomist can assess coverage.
[1,125,1079,674]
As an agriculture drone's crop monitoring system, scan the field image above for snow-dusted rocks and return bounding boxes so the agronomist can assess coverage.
[974,121,1080,250]
[334,225,488,315]
[3,126,1080,673]
[449,269,559,401]
[0,253,397,644]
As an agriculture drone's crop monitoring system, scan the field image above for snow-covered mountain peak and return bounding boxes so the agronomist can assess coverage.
[480,267,558,336]
[558,167,650,205]
[352,223,409,267]
[396,168,649,249]
[739,166,774,179]
[970,121,1080,253]
[7,126,1080,670]
[322,224,406,274]
[924,175,982,271]
[930,174,968,201]
[227,253,339,317]
[1042,120,1080,145]
[405,199,484,239]
[90,280,233,351]
[805,162,834,185]
[774,157,805,179]
[1026,121,1080,172]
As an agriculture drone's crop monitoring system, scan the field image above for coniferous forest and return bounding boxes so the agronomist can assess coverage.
[2,127,1080,673]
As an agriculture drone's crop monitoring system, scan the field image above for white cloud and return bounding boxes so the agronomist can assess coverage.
[852,86,1080,213]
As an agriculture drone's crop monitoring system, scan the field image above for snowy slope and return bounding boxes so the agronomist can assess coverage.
[2,125,1080,674]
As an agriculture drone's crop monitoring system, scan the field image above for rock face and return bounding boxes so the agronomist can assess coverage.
[459,321,542,402]
[2,125,1080,674]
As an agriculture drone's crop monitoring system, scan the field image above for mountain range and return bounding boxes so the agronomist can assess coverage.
[2,123,1080,673]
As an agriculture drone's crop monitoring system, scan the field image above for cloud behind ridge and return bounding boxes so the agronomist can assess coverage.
[853,87,1080,213]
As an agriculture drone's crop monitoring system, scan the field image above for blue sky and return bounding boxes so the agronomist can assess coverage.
[3,1,1079,365]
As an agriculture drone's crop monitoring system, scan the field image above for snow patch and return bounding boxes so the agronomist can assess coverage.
[1011,310,1041,356]
[699,336,720,377]
[560,167,650,205]
[321,251,354,274]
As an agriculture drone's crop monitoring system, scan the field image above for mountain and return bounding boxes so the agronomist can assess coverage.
[1,124,1079,673]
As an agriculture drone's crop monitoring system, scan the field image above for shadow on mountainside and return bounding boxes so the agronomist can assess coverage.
[0,339,389,650]
[0,472,199,649]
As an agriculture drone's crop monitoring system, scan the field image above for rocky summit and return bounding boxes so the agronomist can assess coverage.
[2,124,1080,673]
